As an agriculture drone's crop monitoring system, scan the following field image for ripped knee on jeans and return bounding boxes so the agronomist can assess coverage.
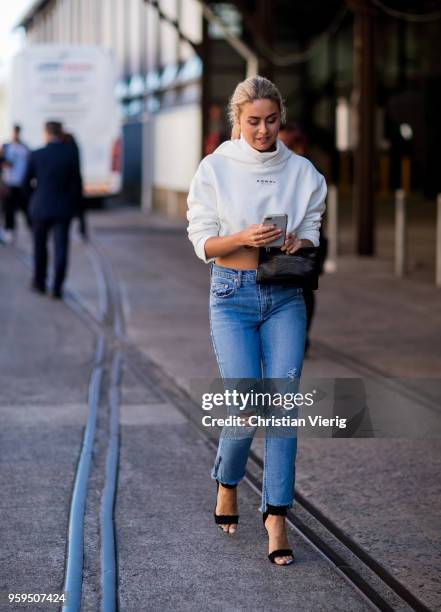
[287,367,301,381]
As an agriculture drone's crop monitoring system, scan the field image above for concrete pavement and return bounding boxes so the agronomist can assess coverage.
[0,246,94,602]
[83,207,441,610]
[1,208,440,610]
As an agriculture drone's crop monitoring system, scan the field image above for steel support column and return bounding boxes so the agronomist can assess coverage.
[350,0,376,255]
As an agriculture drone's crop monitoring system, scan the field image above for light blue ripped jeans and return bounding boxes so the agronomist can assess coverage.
[209,264,307,513]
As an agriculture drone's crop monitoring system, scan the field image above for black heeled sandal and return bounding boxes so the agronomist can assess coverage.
[214,480,239,532]
[262,504,294,565]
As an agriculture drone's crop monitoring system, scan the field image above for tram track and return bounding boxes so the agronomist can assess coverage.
[11,242,123,612]
[62,242,124,612]
[60,240,124,611]
[61,335,105,612]
[11,235,436,611]
[85,241,434,612]
[124,342,432,612]
[68,241,124,612]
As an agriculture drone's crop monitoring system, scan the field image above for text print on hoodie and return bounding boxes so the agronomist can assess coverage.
[187,133,327,263]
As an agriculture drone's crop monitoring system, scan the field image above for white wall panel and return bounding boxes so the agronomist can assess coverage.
[160,0,177,20]
[180,0,202,44]
[72,0,80,42]
[180,39,194,61]
[153,104,201,191]
[102,0,114,50]
[128,0,142,74]
[159,19,178,66]
[52,3,59,41]
[115,0,126,75]
[61,0,70,43]
[83,0,92,44]
[146,3,158,71]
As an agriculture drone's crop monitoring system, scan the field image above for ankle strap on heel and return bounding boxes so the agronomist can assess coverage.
[263,504,289,526]
[266,504,288,516]
[216,479,237,489]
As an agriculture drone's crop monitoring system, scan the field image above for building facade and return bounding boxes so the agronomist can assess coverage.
[18,0,441,255]
[19,0,204,216]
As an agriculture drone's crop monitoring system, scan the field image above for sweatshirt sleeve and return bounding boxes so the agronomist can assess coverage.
[187,159,219,263]
[295,171,327,247]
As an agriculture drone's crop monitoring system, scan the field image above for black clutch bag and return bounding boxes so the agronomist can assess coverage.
[256,246,321,289]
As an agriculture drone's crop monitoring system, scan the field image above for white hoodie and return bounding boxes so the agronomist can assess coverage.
[187,134,327,263]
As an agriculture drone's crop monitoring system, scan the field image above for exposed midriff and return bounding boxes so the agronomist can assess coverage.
[215,246,259,270]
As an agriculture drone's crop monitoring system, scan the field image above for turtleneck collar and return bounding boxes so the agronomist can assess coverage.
[212,132,292,167]
[238,133,281,163]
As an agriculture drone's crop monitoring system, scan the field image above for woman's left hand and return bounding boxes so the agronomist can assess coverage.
[280,232,303,254]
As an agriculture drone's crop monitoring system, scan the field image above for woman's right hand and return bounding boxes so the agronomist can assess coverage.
[239,224,283,248]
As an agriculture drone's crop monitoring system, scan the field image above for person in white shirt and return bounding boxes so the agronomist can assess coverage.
[0,125,30,243]
[187,76,327,566]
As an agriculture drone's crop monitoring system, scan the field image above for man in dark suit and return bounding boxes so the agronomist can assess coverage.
[24,121,82,299]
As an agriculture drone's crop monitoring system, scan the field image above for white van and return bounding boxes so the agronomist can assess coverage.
[9,44,122,197]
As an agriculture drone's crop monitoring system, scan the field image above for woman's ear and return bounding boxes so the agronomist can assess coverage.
[231,124,241,139]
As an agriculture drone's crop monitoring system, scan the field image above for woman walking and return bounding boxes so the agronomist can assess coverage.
[187,76,326,566]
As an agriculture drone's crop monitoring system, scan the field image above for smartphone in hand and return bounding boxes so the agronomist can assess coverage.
[262,214,288,248]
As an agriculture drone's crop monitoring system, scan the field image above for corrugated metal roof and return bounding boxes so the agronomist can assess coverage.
[16,0,52,29]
